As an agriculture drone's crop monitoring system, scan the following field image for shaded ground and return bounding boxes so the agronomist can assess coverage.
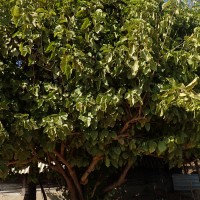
[127,192,194,200]
[0,186,65,200]
[0,183,197,200]
[0,191,195,200]
[113,182,195,200]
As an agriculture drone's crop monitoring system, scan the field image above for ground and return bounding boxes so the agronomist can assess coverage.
[0,186,65,200]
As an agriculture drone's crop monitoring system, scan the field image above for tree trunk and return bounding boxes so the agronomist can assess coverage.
[23,164,37,200]
[50,155,83,200]
[62,171,80,200]
[23,180,36,200]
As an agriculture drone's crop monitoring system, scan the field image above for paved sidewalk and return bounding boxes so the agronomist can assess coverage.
[0,188,65,200]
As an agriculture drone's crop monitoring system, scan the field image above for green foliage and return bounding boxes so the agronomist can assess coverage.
[0,0,200,199]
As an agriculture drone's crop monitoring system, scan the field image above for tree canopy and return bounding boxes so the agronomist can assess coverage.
[0,0,200,199]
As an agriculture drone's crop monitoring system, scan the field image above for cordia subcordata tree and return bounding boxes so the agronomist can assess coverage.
[0,0,200,199]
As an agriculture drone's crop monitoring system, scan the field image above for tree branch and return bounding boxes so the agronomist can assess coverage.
[92,180,101,198]
[119,116,146,134]
[50,156,79,200]
[47,153,51,166]
[53,150,84,200]
[53,150,71,168]
[80,155,103,185]
[36,155,79,200]
[7,156,35,167]
[91,171,103,198]
[113,134,130,141]
[60,142,65,157]
[103,159,133,193]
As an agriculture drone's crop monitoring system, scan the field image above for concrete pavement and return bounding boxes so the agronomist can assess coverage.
[0,187,65,200]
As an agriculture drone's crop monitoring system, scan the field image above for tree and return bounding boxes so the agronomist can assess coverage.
[0,0,200,199]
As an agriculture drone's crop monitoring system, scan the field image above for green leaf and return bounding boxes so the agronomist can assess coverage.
[158,141,167,153]
[105,156,110,167]
[122,152,129,159]
[19,43,31,56]
[79,115,91,127]
[1,0,200,191]
[110,132,117,139]
[81,18,91,30]
[118,138,125,145]
[60,55,73,79]
[113,147,121,155]
[11,5,20,17]
[145,123,150,132]
[148,141,157,153]
[111,159,118,168]
[91,131,98,141]
[185,77,199,91]
[129,140,136,151]
[54,25,64,38]
[36,8,48,13]
[107,53,112,63]
[162,0,172,10]
[131,60,139,76]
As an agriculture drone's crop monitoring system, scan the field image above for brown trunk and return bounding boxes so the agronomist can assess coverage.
[53,150,84,200]
[63,172,80,200]
[52,158,81,200]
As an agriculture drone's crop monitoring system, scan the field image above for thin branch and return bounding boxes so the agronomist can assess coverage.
[124,102,132,118]
[71,132,81,135]
[53,150,84,200]
[138,105,142,118]
[91,171,103,198]
[47,153,51,166]
[113,134,130,141]
[7,156,35,167]
[103,160,133,193]
[119,93,147,137]
[119,116,146,134]
[61,142,65,157]
[91,180,101,198]
[80,155,103,185]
